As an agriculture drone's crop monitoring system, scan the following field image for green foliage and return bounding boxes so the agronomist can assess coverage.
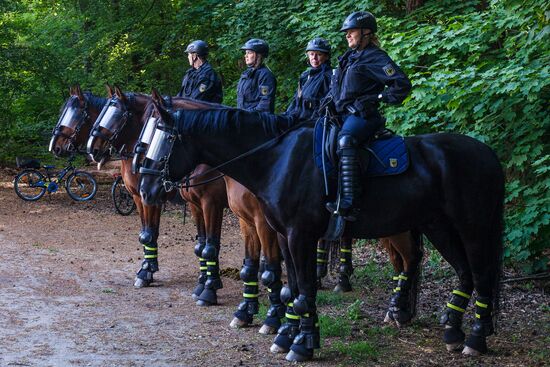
[330,340,380,362]
[1,0,548,269]
[319,314,352,338]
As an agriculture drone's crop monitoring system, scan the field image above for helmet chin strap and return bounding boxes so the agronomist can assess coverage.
[353,29,372,51]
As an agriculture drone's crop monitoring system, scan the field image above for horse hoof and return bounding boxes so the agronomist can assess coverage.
[446,342,463,352]
[333,284,352,293]
[229,317,248,329]
[462,346,481,356]
[133,278,149,288]
[383,311,394,323]
[259,324,277,335]
[196,299,215,307]
[285,350,312,362]
[270,343,288,354]
[191,293,199,301]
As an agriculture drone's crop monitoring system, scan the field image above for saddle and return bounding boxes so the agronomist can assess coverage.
[313,117,409,178]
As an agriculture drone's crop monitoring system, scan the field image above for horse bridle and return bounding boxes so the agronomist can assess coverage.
[89,94,135,156]
[139,110,307,192]
[52,98,90,152]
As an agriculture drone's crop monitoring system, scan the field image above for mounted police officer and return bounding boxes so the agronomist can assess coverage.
[286,38,332,121]
[325,11,412,221]
[177,40,223,103]
[237,39,276,112]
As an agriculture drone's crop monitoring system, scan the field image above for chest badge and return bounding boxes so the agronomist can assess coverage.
[389,158,398,168]
[383,64,396,77]
[199,84,207,93]
[260,86,270,96]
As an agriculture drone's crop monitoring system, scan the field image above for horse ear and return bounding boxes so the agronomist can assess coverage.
[75,84,85,101]
[106,84,114,98]
[114,85,126,102]
[69,85,75,95]
[151,88,164,107]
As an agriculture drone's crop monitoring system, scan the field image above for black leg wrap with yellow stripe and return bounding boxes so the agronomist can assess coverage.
[234,258,259,324]
[388,272,414,324]
[261,262,284,329]
[136,241,159,285]
[197,238,222,305]
[336,242,353,292]
[316,241,329,282]
[440,289,471,346]
[273,300,301,352]
[290,312,320,359]
[464,296,493,354]
[192,236,206,298]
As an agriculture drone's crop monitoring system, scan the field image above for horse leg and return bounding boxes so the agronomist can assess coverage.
[134,203,162,288]
[423,221,474,352]
[196,199,225,306]
[271,234,301,354]
[187,202,207,300]
[460,219,503,355]
[286,232,320,362]
[257,215,284,335]
[382,235,404,323]
[230,218,261,328]
[315,239,329,289]
[384,231,424,326]
[334,237,353,293]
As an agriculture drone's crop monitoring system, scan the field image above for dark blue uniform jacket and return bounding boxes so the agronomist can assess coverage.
[177,61,223,103]
[332,45,411,124]
[286,63,332,121]
[237,65,276,113]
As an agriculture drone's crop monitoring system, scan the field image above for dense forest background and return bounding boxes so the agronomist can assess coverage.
[0,0,548,271]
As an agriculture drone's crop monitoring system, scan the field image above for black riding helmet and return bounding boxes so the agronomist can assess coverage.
[305,37,331,55]
[185,40,209,56]
[340,11,377,33]
[241,38,269,57]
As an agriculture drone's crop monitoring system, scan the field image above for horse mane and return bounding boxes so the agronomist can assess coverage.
[174,107,293,139]
[84,91,108,111]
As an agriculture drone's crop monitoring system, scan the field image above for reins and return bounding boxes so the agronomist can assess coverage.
[160,119,309,191]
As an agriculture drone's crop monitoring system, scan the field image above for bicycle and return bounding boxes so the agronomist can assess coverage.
[14,156,97,202]
[111,175,136,215]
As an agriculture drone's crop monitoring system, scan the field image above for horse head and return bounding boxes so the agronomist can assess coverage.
[86,85,145,167]
[50,85,99,157]
[139,89,201,206]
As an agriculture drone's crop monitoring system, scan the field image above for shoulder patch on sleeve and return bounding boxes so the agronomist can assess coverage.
[199,83,207,93]
[383,64,396,77]
[260,85,270,96]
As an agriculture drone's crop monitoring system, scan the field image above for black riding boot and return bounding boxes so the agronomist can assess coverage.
[326,135,362,221]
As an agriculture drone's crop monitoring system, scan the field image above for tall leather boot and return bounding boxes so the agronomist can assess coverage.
[326,134,362,221]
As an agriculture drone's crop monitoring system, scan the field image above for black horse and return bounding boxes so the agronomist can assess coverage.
[139,98,504,362]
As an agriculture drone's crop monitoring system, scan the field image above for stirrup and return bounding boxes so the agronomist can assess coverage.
[325,202,357,221]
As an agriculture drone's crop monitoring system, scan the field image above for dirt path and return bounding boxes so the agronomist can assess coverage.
[0,169,548,366]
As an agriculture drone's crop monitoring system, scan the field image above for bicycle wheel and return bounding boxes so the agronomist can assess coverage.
[111,176,136,215]
[14,169,47,201]
[66,171,97,201]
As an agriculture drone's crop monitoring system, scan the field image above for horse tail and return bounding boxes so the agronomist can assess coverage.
[410,229,424,319]
[491,165,506,333]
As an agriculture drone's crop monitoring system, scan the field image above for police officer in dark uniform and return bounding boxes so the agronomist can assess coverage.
[326,11,412,220]
[237,39,276,112]
[286,38,332,121]
[177,40,223,103]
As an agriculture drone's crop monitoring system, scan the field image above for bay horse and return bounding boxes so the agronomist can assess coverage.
[86,87,285,333]
[139,101,504,362]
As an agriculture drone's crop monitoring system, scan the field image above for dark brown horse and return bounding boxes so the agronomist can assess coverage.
[86,87,286,333]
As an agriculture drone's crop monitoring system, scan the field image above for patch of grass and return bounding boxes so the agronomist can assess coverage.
[319,315,351,338]
[101,288,115,294]
[32,242,44,248]
[366,325,398,338]
[330,340,379,362]
[257,301,268,320]
[354,261,394,287]
[317,290,347,306]
[346,299,363,320]
[48,247,58,253]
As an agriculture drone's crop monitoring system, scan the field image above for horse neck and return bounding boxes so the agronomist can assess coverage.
[192,126,318,203]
